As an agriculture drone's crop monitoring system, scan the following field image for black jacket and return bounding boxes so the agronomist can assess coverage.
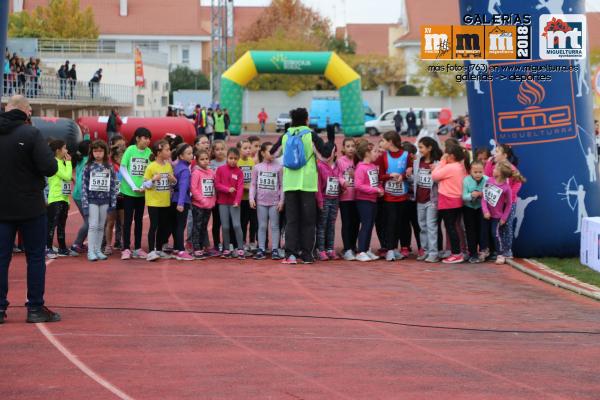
[0,110,57,221]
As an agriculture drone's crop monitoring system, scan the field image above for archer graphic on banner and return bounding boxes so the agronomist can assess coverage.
[559,176,588,233]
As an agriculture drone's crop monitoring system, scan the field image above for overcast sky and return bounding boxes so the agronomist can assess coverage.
[202,0,600,27]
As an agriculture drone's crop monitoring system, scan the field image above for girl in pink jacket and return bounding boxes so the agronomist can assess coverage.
[336,138,359,260]
[354,141,384,262]
[190,149,216,259]
[432,144,469,264]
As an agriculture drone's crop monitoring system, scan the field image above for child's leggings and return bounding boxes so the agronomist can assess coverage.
[257,205,280,251]
[219,205,243,251]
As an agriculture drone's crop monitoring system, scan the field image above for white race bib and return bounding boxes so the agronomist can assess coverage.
[89,170,110,192]
[155,173,170,192]
[417,169,432,189]
[241,166,252,184]
[385,179,407,196]
[61,181,72,195]
[343,169,354,187]
[325,177,339,196]
[201,178,215,197]
[367,169,379,188]
[484,184,503,208]
[258,171,277,192]
[130,157,148,177]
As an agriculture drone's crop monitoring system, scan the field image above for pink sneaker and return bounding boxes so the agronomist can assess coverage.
[207,248,220,257]
[175,251,194,261]
[400,247,411,258]
[121,249,132,260]
[417,248,425,257]
[327,250,340,260]
[442,254,465,264]
[193,250,207,260]
[319,251,329,261]
[236,249,246,260]
[133,249,148,259]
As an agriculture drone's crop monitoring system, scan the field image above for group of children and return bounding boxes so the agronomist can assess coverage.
[40,126,524,265]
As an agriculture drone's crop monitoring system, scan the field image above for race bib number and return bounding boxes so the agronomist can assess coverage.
[325,177,339,196]
[484,184,503,208]
[61,181,72,195]
[130,157,148,177]
[201,178,214,197]
[155,173,170,192]
[385,179,407,196]
[89,170,110,192]
[258,171,277,192]
[367,169,379,188]
[343,169,354,187]
[241,166,252,184]
[417,169,432,189]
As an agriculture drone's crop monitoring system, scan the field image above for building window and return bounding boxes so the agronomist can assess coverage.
[182,46,190,64]
[136,95,145,106]
[134,40,159,52]
[161,96,169,107]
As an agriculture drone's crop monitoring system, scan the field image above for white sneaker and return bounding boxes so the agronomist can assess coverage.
[393,250,405,260]
[385,250,396,262]
[157,251,171,259]
[146,251,160,262]
[343,250,356,261]
[366,250,379,261]
[356,252,372,262]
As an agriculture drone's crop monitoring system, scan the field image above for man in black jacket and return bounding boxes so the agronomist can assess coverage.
[0,95,61,324]
[68,64,77,99]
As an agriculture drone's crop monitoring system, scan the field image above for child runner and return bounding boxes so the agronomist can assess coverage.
[209,140,227,254]
[46,140,76,258]
[374,139,387,258]
[143,140,176,262]
[104,145,124,255]
[431,144,469,264]
[250,142,284,260]
[354,141,384,262]
[377,132,414,262]
[171,143,194,261]
[402,141,423,258]
[481,160,514,264]
[237,139,257,251]
[120,128,152,260]
[190,149,216,259]
[185,135,211,250]
[248,135,261,163]
[71,140,90,254]
[462,160,488,263]
[414,136,442,262]
[316,142,339,261]
[82,140,118,261]
[216,147,245,259]
[337,138,359,261]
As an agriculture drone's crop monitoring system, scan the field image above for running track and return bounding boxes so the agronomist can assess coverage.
[1,134,599,399]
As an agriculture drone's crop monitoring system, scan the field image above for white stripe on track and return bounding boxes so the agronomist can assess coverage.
[38,260,134,400]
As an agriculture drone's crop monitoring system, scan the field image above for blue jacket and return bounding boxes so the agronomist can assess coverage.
[81,162,119,214]
[171,160,191,206]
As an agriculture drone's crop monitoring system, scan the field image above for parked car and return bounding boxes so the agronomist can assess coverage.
[365,108,442,136]
[275,113,291,132]
[309,97,376,132]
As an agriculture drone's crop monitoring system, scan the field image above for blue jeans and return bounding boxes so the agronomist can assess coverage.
[0,214,48,311]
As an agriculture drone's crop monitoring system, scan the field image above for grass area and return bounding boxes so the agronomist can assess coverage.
[536,258,600,288]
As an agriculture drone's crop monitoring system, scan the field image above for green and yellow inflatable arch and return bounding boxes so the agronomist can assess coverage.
[220,51,365,136]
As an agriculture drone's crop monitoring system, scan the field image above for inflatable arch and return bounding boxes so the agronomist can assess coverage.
[220,51,365,136]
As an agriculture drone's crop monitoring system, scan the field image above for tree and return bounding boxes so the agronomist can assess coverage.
[343,54,406,91]
[169,66,210,102]
[411,59,466,98]
[240,0,331,48]
[326,37,356,55]
[9,0,99,39]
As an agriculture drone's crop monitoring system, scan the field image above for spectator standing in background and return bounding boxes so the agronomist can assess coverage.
[393,111,403,134]
[406,108,417,137]
[106,109,122,142]
[223,108,231,136]
[89,68,102,99]
[214,108,226,141]
[68,64,77,99]
[258,108,268,135]
[57,65,67,99]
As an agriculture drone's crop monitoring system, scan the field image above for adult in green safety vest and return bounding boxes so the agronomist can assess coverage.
[270,107,334,264]
[214,108,226,141]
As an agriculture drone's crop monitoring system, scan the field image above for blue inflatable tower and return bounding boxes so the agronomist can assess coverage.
[460,0,598,257]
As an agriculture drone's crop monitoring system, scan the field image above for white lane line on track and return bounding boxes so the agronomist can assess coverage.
[39,260,135,400]
[36,324,135,400]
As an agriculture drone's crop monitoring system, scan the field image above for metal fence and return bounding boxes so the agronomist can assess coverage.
[2,74,133,105]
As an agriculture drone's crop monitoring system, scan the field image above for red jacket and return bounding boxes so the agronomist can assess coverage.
[215,164,244,206]
[258,111,268,123]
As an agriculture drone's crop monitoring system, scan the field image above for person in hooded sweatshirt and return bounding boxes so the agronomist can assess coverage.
[0,95,61,324]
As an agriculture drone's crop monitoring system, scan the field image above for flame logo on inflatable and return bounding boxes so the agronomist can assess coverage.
[516,78,546,107]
